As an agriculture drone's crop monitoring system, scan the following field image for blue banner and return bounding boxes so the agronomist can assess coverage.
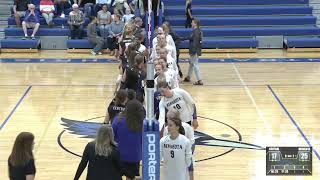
[142,120,160,180]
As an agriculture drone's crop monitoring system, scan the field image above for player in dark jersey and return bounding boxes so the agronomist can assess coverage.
[115,40,140,94]
[104,89,128,124]
[121,54,146,103]
[119,24,135,68]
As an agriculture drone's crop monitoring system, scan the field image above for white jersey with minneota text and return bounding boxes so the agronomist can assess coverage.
[166,55,179,76]
[160,134,192,180]
[158,88,195,129]
[154,69,178,90]
[163,122,195,144]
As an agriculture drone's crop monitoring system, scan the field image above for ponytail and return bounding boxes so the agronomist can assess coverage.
[167,110,185,135]
[178,120,185,135]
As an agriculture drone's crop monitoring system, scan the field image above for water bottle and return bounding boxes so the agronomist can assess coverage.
[62,23,64,29]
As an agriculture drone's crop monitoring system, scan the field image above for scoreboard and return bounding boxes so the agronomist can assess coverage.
[266,147,312,175]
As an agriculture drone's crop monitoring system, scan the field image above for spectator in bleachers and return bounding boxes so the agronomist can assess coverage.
[111,8,119,21]
[183,18,203,85]
[87,16,105,55]
[95,0,112,16]
[13,0,30,26]
[185,0,192,28]
[8,132,36,180]
[78,0,95,17]
[113,0,128,15]
[97,4,112,39]
[22,4,40,40]
[152,0,161,27]
[74,125,122,180]
[54,0,73,18]
[128,0,144,17]
[40,0,55,27]
[108,14,124,56]
[68,4,85,39]
[112,99,144,180]
[122,8,134,24]
[133,16,145,38]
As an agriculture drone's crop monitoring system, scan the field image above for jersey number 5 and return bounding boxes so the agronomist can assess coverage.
[170,150,175,158]
[173,104,181,110]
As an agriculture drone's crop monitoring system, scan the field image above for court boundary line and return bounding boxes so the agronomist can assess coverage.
[232,63,273,134]
[2,84,320,87]
[1,58,320,63]
[0,86,32,130]
[267,85,320,160]
[34,86,70,155]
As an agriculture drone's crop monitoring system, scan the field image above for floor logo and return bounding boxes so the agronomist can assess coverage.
[58,116,265,162]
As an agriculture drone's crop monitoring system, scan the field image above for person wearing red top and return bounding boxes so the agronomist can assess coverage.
[40,0,55,27]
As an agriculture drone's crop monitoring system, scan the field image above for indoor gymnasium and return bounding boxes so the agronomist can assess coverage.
[0,0,320,179]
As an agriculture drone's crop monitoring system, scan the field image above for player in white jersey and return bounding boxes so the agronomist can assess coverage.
[157,34,176,61]
[157,58,179,89]
[164,110,195,180]
[158,48,178,76]
[154,65,176,90]
[152,27,176,49]
[164,110,195,144]
[160,115,192,180]
[157,80,199,130]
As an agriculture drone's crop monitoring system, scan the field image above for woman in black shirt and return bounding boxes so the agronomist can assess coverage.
[122,54,145,103]
[74,125,122,180]
[8,132,36,180]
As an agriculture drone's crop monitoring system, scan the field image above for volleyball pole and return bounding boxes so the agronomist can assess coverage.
[142,0,160,179]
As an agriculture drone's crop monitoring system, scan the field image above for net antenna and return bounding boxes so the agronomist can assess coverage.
[142,0,160,180]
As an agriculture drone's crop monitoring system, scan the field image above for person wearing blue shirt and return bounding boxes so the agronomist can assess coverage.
[94,0,112,16]
[22,4,40,40]
[112,99,144,180]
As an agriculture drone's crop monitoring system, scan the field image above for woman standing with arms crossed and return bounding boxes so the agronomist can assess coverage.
[183,18,204,85]
[8,132,36,180]
[74,125,122,180]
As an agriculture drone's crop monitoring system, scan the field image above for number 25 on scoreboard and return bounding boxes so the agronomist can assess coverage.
[299,152,310,161]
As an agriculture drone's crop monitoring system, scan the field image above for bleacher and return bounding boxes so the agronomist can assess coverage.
[1,0,320,52]
[163,0,320,52]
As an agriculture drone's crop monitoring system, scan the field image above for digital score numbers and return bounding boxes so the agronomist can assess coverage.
[266,147,312,175]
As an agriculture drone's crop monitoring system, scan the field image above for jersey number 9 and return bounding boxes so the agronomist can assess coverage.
[170,150,175,158]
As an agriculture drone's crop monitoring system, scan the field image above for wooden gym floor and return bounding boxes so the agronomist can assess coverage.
[0,49,320,179]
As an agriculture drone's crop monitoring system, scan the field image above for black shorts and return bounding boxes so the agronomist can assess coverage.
[121,161,140,179]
